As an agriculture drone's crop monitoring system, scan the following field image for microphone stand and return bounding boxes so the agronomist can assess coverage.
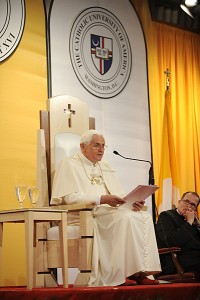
[148,165,156,225]
[113,150,157,224]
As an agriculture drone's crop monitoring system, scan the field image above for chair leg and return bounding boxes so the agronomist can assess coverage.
[171,252,184,275]
[59,212,68,288]
[73,210,94,287]
[35,223,58,287]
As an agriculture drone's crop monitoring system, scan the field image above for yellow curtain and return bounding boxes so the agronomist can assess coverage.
[132,0,200,213]
[0,0,47,286]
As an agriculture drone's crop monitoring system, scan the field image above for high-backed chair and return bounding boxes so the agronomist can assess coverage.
[36,95,95,287]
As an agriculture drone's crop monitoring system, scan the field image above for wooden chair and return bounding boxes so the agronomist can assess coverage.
[36,95,96,287]
[157,247,200,283]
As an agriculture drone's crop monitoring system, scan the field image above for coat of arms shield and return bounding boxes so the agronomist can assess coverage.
[91,34,113,75]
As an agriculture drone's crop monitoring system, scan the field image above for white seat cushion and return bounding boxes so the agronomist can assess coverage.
[47,225,79,240]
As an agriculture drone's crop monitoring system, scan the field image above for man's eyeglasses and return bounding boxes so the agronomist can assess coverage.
[89,143,107,150]
[181,199,197,210]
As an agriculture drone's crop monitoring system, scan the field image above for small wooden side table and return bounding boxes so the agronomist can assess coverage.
[0,208,68,289]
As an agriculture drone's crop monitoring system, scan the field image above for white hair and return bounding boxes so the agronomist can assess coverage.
[80,129,104,144]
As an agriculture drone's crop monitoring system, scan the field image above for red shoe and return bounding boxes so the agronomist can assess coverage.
[119,278,137,286]
[135,275,159,285]
[125,278,137,286]
[128,274,159,285]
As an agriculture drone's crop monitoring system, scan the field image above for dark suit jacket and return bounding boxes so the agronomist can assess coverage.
[156,209,200,274]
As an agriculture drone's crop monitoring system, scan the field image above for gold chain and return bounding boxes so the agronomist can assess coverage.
[78,154,104,185]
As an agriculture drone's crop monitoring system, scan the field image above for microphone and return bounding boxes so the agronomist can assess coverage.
[113,150,154,185]
[113,150,151,166]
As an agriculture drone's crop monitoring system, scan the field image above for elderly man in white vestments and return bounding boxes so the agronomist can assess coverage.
[51,130,161,286]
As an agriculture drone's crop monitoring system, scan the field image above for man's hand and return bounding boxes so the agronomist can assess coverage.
[194,214,200,227]
[132,200,145,212]
[184,209,195,225]
[100,194,126,207]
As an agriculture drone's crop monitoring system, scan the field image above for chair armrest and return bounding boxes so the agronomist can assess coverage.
[66,203,95,212]
[158,247,181,255]
[49,203,95,212]
[158,246,185,275]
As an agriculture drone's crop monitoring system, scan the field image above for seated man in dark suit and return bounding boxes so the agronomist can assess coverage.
[156,191,200,275]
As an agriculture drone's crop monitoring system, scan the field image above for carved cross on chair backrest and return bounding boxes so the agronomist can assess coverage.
[64,104,76,128]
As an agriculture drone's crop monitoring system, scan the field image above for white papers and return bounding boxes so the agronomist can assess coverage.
[120,185,159,210]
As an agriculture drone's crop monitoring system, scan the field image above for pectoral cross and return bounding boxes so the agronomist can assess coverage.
[164,68,171,90]
[64,104,75,127]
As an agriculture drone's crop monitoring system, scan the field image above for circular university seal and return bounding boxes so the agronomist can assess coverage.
[69,7,132,99]
[0,0,25,62]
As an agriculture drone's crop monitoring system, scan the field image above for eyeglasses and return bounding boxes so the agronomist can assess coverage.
[181,199,197,210]
[89,143,107,150]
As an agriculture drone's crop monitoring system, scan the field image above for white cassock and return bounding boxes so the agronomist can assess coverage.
[51,152,161,286]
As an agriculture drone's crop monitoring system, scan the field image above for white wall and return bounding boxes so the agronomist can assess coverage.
[45,0,153,213]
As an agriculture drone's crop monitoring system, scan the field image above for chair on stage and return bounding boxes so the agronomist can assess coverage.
[157,246,200,283]
[36,95,95,287]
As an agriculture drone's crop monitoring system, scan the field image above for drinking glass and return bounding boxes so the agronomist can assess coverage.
[15,185,27,209]
[28,186,39,208]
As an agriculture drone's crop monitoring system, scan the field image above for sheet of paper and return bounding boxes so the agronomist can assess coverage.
[120,185,159,210]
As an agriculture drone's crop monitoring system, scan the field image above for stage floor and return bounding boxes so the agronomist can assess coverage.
[0,283,200,300]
